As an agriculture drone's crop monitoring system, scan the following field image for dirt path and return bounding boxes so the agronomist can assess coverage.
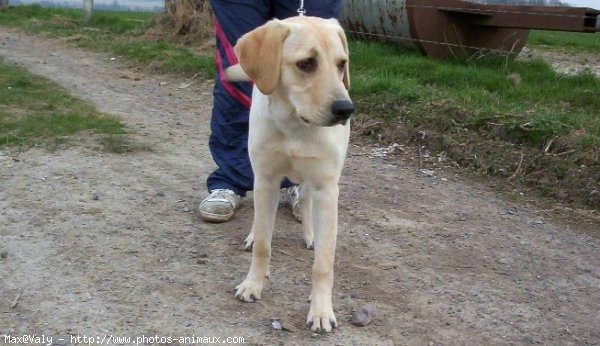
[1,28,599,346]
[519,47,600,77]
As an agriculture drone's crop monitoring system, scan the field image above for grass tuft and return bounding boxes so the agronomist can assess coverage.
[0,59,129,151]
[528,31,600,53]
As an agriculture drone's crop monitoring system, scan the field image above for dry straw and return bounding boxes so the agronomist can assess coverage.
[147,0,214,52]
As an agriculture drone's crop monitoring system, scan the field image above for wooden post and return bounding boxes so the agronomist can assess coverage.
[83,0,93,23]
[0,0,9,10]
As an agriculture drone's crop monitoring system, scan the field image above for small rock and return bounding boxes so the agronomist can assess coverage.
[271,320,282,330]
[183,207,190,212]
[177,81,196,89]
[196,259,207,265]
[10,294,20,308]
[279,319,296,332]
[0,251,7,259]
[350,306,373,327]
[92,192,99,201]
[350,292,358,299]
[159,81,168,86]
[190,252,208,259]
[420,169,434,177]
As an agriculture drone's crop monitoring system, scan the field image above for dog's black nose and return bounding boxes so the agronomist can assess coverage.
[331,100,354,122]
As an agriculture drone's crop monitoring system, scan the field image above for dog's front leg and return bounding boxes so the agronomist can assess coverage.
[307,182,339,333]
[300,184,314,249]
[235,176,279,302]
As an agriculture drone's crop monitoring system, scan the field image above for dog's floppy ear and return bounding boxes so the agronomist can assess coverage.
[338,28,350,90]
[234,20,290,95]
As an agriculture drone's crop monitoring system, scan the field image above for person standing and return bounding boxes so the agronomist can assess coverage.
[199,0,343,223]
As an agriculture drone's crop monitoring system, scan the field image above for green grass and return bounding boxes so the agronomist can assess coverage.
[0,5,214,76]
[528,31,600,53]
[0,59,128,149]
[0,4,151,33]
[350,40,600,148]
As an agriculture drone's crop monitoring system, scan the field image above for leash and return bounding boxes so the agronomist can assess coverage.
[297,0,306,16]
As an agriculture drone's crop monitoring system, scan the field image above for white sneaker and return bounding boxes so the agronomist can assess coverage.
[283,186,302,223]
[199,189,241,223]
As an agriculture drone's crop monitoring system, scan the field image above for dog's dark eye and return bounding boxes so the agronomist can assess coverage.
[337,60,347,71]
[296,57,317,73]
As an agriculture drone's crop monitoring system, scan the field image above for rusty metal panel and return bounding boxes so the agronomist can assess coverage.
[340,0,416,48]
[438,3,599,32]
[400,0,528,59]
[340,0,599,60]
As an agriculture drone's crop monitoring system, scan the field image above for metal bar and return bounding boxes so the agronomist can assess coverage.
[438,5,600,32]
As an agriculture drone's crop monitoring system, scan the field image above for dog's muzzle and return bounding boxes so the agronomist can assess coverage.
[330,99,354,126]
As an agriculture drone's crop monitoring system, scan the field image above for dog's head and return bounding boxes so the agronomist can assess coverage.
[235,16,353,127]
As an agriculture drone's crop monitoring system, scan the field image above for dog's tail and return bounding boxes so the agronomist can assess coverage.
[224,64,250,82]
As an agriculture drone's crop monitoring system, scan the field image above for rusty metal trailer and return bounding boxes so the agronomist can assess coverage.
[341,0,600,59]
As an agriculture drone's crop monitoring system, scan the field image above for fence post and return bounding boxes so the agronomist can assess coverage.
[83,0,93,23]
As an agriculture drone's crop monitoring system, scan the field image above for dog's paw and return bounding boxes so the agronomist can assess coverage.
[305,239,314,250]
[303,232,314,250]
[306,304,337,333]
[235,279,263,302]
[242,232,254,251]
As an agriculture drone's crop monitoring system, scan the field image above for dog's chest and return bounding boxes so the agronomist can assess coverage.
[275,129,337,160]
[281,139,317,159]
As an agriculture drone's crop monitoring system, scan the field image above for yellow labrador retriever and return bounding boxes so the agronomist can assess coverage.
[230,16,353,333]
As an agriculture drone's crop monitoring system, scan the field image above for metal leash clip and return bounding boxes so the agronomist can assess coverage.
[297,0,306,16]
